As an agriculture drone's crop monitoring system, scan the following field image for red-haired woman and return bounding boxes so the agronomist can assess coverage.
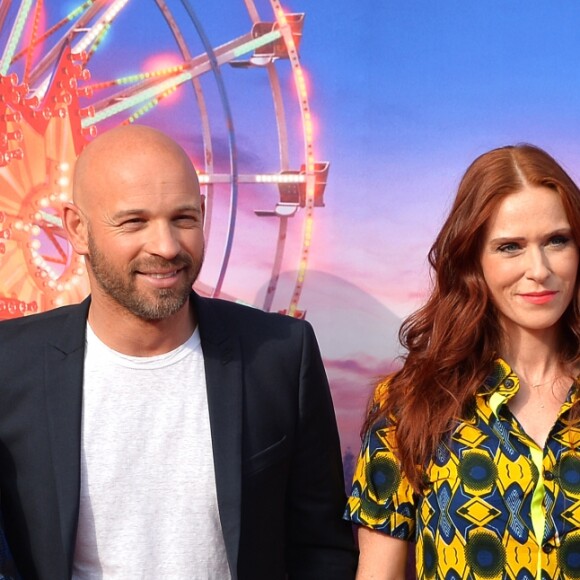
[345,144,580,579]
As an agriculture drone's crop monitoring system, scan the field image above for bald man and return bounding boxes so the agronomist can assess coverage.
[0,126,357,579]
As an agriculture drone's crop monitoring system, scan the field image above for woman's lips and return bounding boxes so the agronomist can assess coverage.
[519,291,558,305]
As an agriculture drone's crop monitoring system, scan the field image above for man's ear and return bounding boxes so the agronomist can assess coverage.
[201,194,206,227]
[62,202,89,256]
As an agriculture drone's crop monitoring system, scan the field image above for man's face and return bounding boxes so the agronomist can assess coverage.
[84,150,205,322]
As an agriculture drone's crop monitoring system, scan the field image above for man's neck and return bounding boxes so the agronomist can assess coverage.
[87,299,196,357]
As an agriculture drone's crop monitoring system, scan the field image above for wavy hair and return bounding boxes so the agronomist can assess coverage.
[365,144,580,493]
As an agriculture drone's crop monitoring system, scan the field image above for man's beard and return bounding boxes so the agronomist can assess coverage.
[87,232,202,321]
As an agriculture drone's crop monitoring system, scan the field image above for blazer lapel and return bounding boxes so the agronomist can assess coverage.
[194,294,243,578]
[44,298,89,571]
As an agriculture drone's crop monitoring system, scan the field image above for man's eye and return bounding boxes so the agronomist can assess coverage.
[175,216,198,225]
[121,218,145,227]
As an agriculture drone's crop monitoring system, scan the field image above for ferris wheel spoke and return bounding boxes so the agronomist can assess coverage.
[0,0,34,75]
[11,1,94,65]
[83,27,283,128]
[0,4,10,36]
[21,4,94,87]
[26,0,128,94]
[71,0,130,56]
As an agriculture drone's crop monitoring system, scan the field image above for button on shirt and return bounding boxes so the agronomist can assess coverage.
[345,359,580,579]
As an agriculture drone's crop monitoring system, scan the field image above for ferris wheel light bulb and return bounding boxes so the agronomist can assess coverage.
[25,95,39,107]
[31,225,40,235]
[82,126,97,138]
[3,111,22,123]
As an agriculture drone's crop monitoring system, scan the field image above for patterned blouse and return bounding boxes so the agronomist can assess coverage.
[345,359,580,579]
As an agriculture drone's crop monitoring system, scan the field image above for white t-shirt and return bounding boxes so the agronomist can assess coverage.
[72,325,231,579]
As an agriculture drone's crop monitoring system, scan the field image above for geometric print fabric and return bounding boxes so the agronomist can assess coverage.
[345,359,580,579]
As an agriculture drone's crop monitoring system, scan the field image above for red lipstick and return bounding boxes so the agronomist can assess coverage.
[519,291,558,305]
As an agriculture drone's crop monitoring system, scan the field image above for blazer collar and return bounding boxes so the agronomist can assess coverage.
[193,293,243,578]
[44,296,90,575]
[49,296,90,354]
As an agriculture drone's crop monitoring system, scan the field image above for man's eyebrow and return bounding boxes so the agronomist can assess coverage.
[111,205,202,220]
[172,205,203,215]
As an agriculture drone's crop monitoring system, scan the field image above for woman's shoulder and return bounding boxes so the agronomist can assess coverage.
[373,373,396,400]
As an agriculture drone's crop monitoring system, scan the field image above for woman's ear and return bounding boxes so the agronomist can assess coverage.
[62,202,89,256]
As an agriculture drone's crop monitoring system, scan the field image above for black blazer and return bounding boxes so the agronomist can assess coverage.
[0,293,357,579]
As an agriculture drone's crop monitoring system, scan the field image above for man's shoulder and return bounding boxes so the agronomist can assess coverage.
[0,302,86,337]
[197,296,308,331]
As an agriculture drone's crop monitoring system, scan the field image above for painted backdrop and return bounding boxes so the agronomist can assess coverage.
[1,1,580,485]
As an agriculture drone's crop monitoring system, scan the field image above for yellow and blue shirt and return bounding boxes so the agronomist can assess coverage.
[345,359,580,579]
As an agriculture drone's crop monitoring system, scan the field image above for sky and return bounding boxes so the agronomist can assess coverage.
[268,1,580,449]
[3,0,580,452]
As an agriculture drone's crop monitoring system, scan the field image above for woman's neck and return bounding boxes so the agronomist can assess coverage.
[501,327,564,383]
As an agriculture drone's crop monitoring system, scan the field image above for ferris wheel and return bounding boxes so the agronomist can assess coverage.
[0,0,328,320]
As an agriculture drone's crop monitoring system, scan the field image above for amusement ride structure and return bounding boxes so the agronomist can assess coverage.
[0,0,328,319]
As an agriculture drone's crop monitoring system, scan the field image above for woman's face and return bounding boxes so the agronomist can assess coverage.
[480,185,579,340]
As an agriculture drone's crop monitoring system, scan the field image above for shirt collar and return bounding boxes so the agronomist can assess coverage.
[481,358,580,417]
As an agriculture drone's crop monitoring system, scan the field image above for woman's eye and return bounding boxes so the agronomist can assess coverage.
[548,235,570,247]
[497,242,520,253]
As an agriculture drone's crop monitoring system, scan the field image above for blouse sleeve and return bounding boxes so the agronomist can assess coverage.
[344,381,417,541]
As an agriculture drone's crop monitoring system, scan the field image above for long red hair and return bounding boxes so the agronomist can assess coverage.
[365,144,580,493]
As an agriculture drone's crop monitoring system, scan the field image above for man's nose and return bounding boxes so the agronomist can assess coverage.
[146,222,181,259]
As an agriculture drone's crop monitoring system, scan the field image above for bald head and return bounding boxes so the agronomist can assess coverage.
[73,125,201,211]
[63,124,205,330]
